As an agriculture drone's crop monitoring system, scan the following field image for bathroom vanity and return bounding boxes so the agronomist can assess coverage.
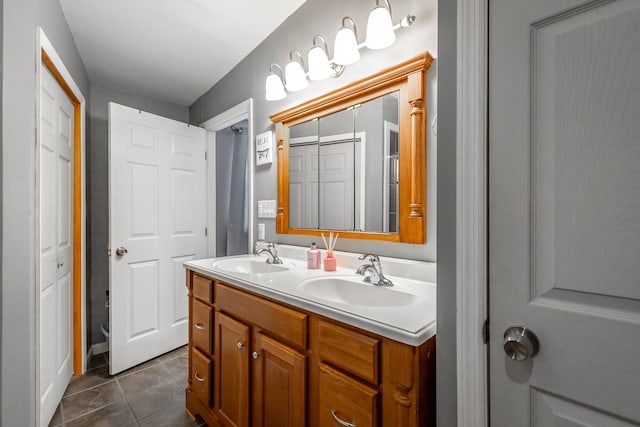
[183,248,436,427]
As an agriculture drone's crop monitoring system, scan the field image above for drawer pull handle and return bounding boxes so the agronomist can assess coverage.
[331,410,356,427]
[194,323,205,331]
[194,373,205,382]
[237,342,245,350]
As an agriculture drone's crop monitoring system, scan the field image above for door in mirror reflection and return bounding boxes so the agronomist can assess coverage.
[318,107,356,230]
[288,91,399,233]
[289,118,318,229]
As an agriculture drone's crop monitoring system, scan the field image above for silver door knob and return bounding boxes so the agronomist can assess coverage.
[115,247,128,256]
[503,326,539,361]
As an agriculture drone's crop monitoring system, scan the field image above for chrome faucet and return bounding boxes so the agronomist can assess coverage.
[356,254,393,287]
[254,241,283,264]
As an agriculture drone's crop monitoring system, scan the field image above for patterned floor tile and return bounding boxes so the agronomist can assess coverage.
[62,381,123,422]
[64,401,137,427]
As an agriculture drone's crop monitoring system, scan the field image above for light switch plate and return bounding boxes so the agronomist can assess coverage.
[258,200,277,218]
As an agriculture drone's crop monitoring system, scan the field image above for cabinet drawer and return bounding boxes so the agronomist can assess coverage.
[192,299,213,355]
[318,320,379,384]
[319,363,378,427]
[216,283,307,350]
[192,274,213,303]
[191,347,213,408]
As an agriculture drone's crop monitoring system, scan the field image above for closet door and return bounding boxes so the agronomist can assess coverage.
[39,63,74,426]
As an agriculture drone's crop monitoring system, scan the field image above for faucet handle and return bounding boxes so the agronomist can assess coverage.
[358,253,380,263]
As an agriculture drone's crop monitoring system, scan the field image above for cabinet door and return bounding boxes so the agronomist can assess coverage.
[252,332,306,427]
[215,312,250,427]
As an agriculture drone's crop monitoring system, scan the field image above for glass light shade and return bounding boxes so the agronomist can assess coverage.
[333,26,360,66]
[365,6,396,49]
[308,46,333,81]
[265,73,286,101]
[285,60,308,92]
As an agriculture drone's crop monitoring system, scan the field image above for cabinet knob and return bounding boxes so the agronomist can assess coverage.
[331,410,356,427]
[237,342,245,350]
[252,351,261,359]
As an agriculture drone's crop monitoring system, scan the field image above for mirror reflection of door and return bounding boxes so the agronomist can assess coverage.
[318,108,356,231]
[287,91,399,233]
[289,119,319,229]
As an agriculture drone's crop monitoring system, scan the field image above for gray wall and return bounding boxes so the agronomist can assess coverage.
[437,0,457,425]
[190,0,438,262]
[87,83,189,346]
[1,0,90,425]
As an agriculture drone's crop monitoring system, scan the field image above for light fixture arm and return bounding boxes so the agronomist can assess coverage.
[312,35,330,58]
[376,0,392,16]
[289,50,306,71]
[269,63,285,81]
[341,16,358,42]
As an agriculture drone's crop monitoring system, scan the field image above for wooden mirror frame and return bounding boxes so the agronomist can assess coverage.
[270,52,433,244]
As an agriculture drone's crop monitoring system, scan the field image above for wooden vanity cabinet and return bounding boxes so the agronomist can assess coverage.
[185,269,435,427]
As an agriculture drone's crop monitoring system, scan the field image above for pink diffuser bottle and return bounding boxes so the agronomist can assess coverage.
[321,232,338,271]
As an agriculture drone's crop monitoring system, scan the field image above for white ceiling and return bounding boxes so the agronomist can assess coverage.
[60,0,307,106]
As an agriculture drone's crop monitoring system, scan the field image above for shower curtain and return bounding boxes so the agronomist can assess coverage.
[216,122,249,256]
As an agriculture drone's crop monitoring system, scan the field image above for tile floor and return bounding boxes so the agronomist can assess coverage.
[49,346,204,427]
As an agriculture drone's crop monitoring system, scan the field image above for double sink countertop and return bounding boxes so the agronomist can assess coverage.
[184,245,436,346]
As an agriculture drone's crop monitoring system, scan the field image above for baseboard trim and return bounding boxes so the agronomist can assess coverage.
[92,341,108,355]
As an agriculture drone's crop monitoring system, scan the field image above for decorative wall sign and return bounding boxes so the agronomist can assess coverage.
[256,131,273,166]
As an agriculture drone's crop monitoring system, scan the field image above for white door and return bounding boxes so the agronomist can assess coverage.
[289,143,318,229]
[490,0,640,425]
[319,141,355,230]
[39,64,74,426]
[109,103,206,374]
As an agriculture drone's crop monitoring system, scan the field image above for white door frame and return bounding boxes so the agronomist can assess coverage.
[35,26,87,425]
[456,0,488,426]
[200,99,255,257]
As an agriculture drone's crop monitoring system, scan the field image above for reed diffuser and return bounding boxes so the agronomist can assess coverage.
[321,232,338,271]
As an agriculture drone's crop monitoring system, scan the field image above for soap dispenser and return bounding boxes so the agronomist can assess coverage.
[307,242,321,269]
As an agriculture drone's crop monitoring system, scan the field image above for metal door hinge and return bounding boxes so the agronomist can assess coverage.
[482,319,490,344]
[107,247,112,257]
[204,151,207,160]
[205,227,208,237]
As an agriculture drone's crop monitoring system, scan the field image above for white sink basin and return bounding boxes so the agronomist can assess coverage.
[298,276,419,307]
[212,257,291,274]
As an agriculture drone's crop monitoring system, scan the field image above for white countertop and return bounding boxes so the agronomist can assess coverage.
[184,245,436,346]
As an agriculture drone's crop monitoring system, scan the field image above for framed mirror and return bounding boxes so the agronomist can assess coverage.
[270,52,433,244]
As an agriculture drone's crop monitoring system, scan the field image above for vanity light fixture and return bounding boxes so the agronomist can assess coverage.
[284,50,309,92]
[308,36,334,81]
[265,63,286,101]
[264,0,415,101]
[333,17,360,66]
[365,0,395,50]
